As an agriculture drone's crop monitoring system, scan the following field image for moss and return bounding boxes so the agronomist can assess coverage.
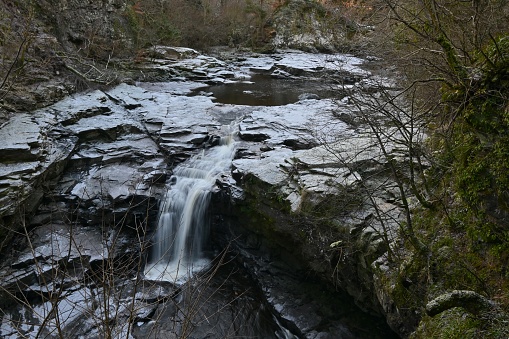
[241,173,292,213]
[299,185,363,220]
[414,305,509,339]
[236,173,303,251]
[412,309,480,339]
[437,34,509,243]
[437,34,468,80]
[238,203,276,233]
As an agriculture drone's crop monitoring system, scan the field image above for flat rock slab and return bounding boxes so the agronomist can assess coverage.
[0,47,400,339]
[0,114,42,162]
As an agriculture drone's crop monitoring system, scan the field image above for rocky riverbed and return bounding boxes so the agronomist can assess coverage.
[0,47,402,338]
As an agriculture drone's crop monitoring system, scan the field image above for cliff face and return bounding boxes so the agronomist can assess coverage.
[37,0,130,55]
[1,0,354,122]
[270,0,345,52]
[0,0,134,122]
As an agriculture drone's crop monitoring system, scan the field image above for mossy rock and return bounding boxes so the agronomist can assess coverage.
[440,35,509,240]
[411,309,480,339]
[270,0,345,52]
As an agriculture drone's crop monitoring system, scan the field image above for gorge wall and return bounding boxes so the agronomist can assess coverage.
[0,48,404,337]
[0,1,441,337]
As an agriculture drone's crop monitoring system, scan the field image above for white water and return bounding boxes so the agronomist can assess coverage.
[144,133,236,284]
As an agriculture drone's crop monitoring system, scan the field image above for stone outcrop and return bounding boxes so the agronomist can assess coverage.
[224,96,403,314]
[426,290,498,317]
[1,48,402,337]
[0,48,251,251]
[270,0,346,52]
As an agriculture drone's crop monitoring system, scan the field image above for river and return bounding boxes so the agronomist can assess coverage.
[0,49,398,338]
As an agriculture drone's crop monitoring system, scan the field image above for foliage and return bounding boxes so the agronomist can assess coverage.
[122,0,283,51]
[337,0,509,336]
[124,1,182,49]
[442,35,509,242]
[411,309,480,339]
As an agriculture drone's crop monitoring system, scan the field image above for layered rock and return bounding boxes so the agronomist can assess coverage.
[223,94,404,312]
[1,48,402,338]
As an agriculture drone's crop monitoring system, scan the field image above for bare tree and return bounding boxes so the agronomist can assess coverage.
[0,183,244,339]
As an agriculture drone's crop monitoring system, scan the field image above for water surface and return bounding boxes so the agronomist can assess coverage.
[196,74,338,106]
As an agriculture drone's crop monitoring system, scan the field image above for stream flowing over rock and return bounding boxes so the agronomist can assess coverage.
[0,48,402,338]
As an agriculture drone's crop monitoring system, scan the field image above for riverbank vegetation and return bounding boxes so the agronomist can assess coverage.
[2,0,509,337]
[345,0,509,337]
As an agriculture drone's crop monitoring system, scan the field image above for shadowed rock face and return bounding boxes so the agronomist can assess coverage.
[0,49,400,338]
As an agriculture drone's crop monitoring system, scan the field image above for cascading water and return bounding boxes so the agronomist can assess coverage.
[144,131,236,283]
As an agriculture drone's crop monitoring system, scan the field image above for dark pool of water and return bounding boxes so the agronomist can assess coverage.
[194,74,338,106]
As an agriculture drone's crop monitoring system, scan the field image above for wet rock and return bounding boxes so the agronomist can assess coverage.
[238,130,270,142]
[215,54,404,333]
[0,113,76,248]
[1,48,400,338]
[232,99,364,213]
[210,220,397,339]
[0,114,42,162]
[260,144,274,152]
[147,46,201,60]
[298,93,320,101]
[233,148,292,187]
[0,268,38,294]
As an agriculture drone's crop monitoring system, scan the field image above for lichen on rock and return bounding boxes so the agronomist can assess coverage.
[270,0,346,52]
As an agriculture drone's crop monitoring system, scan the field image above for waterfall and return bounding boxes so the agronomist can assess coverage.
[144,133,235,283]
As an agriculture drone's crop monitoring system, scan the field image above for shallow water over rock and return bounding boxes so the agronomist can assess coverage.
[196,74,338,106]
